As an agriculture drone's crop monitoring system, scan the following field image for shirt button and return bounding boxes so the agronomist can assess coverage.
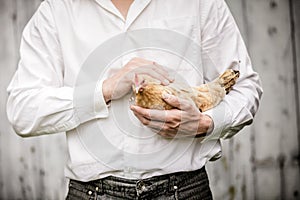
[88,190,92,195]
[95,187,99,191]
[174,186,178,190]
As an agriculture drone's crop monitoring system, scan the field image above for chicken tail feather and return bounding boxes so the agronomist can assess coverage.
[216,69,240,94]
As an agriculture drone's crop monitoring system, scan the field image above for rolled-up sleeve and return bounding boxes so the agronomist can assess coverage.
[200,0,263,141]
[6,1,109,137]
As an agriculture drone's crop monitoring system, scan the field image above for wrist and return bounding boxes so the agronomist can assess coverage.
[204,114,214,135]
[196,114,214,137]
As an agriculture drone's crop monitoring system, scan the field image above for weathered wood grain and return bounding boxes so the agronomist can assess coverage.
[206,1,255,200]
[246,0,299,199]
[0,0,67,199]
[207,0,300,200]
[0,0,22,199]
[0,0,300,199]
[291,0,300,189]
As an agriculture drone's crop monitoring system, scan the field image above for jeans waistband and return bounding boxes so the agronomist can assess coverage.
[69,167,207,199]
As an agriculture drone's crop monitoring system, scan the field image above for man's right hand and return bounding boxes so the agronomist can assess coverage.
[102,57,173,102]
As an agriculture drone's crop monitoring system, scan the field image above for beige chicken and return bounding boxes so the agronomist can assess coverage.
[133,68,239,112]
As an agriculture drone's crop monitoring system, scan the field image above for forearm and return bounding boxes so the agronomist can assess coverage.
[7,81,109,137]
[200,0,263,141]
[7,87,77,136]
[202,71,262,141]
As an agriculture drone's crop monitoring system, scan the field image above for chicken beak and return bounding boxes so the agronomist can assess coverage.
[132,84,138,95]
[135,85,144,94]
[135,86,139,94]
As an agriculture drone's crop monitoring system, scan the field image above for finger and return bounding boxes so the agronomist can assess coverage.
[156,131,176,138]
[135,60,174,83]
[162,93,195,110]
[142,119,179,138]
[152,63,174,82]
[131,105,150,118]
[131,105,176,122]
[134,58,170,78]
[149,118,181,131]
[136,64,173,85]
[135,68,171,85]
[132,109,181,138]
[132,110,169,134]
[132,110,151,125]
[155,127,194,138]
[139,60,169,76]
[144,118,167,132]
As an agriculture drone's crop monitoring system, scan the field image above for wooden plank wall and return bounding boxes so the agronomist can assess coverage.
[291,0,300,188]
[0,1,67,199]
[0,0,299,199]
[207,0,300,200]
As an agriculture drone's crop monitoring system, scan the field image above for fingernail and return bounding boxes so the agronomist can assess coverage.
[162,79,169,85]
[168,76,175,82]
[162,93,170,99]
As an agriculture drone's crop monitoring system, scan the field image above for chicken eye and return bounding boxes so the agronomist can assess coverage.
[138,87,144,93]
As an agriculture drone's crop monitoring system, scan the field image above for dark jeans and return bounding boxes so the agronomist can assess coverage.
[66,167,212,200]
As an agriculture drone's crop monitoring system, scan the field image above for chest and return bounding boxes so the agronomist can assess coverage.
[53,0,203,85]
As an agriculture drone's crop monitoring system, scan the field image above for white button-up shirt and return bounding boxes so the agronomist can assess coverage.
[7,0,262,181]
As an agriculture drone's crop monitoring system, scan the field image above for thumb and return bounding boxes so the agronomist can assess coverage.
[162,92,192,110]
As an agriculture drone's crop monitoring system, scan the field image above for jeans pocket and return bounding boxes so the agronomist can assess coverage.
[66,181,93,200]
[66,187,89,200]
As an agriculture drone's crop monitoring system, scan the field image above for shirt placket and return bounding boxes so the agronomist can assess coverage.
[95,0,153,177]
[95,0,152,65]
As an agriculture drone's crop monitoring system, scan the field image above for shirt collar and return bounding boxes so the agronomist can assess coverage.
[94,0,124,20]
[94,0,152,29]
[125,0,151,29]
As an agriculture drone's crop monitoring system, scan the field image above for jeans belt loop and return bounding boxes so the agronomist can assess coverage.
[96,179,103,195]
[168,174,177,192]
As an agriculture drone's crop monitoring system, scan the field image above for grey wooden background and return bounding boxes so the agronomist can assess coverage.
[0,0,299,199]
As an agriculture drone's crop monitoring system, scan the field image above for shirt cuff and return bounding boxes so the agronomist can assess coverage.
[201,101,233,142]
[94,79,111,111]
[74,79,109,124]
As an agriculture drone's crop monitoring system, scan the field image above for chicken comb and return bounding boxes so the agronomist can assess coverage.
[134,73,139,87]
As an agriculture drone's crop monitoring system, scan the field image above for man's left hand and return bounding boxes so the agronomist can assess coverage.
[130,93,214,138]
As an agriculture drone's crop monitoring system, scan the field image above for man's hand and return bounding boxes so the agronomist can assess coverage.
[102,57,173,102]
[130,93,214,138]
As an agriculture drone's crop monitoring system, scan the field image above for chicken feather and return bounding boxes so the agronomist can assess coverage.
[134,69,240,112]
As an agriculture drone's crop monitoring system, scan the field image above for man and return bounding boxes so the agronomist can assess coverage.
[7,0,262,199]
